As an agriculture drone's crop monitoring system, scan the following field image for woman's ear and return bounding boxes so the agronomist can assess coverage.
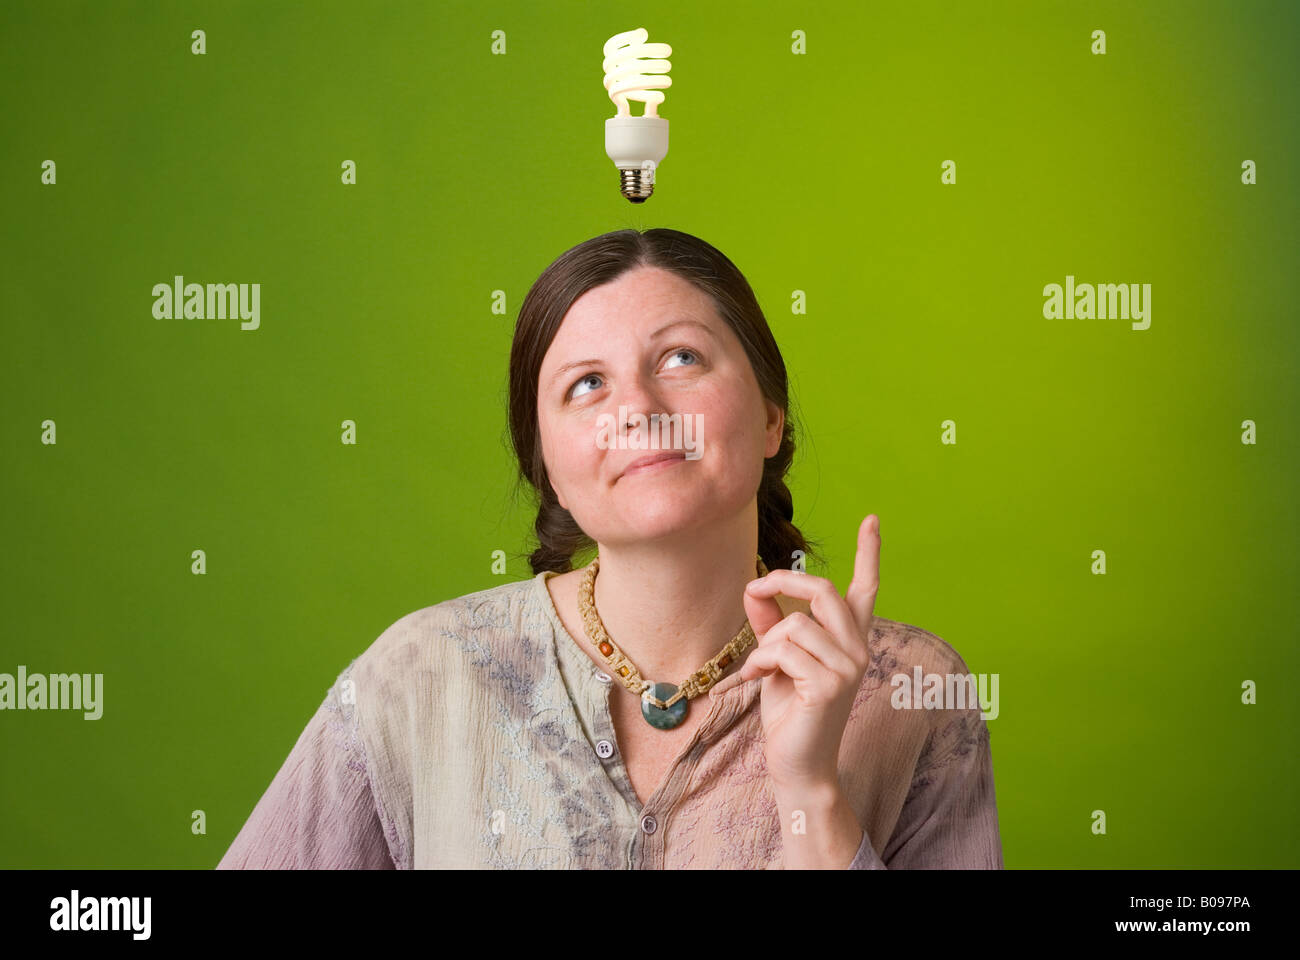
[764,400,784,458]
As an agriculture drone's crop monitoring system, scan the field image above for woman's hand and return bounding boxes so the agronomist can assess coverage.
[738,514,880,793]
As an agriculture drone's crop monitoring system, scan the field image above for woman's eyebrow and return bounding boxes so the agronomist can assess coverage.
[649,318,715,340]
[546,319,717,386]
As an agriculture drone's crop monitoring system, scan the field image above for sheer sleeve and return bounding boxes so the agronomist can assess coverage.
[848,706,1003,869]
[216,665,396,869]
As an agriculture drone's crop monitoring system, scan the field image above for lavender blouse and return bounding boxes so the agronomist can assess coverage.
[217,570,1003,869]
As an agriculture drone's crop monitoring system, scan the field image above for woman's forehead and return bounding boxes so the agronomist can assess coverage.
[550,290,724,362]
[565,269,706,323]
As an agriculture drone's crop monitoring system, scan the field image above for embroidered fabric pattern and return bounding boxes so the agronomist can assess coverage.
[903,708,991,807]
[321,662,411,870]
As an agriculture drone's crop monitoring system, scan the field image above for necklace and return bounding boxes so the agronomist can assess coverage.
[577,552,771,730]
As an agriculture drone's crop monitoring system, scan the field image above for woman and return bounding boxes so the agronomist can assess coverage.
[217,228,1003,869]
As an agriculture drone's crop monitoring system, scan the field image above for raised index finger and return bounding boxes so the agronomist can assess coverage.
[844,514,880,633]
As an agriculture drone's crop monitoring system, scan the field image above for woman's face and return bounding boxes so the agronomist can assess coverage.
[536,264,784,550]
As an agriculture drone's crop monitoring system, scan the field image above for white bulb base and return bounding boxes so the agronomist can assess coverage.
[605,116,669,203]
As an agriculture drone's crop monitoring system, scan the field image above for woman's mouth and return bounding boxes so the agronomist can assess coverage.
[621,451,687,478]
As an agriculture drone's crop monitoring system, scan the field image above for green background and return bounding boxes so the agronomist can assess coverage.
[1,0,1296,868]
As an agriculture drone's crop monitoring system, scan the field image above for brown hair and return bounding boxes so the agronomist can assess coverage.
[506,228,824,576]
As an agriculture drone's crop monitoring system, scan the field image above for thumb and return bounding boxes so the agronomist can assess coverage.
[742,583,786,641]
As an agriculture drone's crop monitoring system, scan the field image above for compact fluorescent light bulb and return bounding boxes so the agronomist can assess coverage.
[603,27,672,203]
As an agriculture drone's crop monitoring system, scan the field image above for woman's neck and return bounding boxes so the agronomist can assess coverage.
[587,527,765,686]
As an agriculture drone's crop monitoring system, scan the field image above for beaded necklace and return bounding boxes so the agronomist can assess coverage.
[577,553,770,729]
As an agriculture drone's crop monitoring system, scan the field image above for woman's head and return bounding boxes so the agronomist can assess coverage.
[507,228,822,575]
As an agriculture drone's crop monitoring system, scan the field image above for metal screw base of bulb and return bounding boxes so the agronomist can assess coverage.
[619,168,654,203]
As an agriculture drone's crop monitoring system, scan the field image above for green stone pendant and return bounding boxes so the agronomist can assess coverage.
[641,682,688,730]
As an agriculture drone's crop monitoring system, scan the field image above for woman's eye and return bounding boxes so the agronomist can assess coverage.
[665,348,699,369]
[570,373,602,400]
[568,350,700,400]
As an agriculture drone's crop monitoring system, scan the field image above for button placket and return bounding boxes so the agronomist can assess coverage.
[591,674,642,813]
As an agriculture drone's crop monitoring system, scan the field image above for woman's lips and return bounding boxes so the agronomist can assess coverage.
[621,451,687,478]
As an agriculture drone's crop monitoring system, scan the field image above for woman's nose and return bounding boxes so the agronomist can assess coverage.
[611,376,667,428]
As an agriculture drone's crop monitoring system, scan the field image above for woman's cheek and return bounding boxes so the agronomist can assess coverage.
[575,428,601,471]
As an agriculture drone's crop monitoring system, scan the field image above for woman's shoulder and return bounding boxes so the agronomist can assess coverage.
[823,611,993,830]
[857,615,992,760]
[341,574,547,696]
[868,614,976,678]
